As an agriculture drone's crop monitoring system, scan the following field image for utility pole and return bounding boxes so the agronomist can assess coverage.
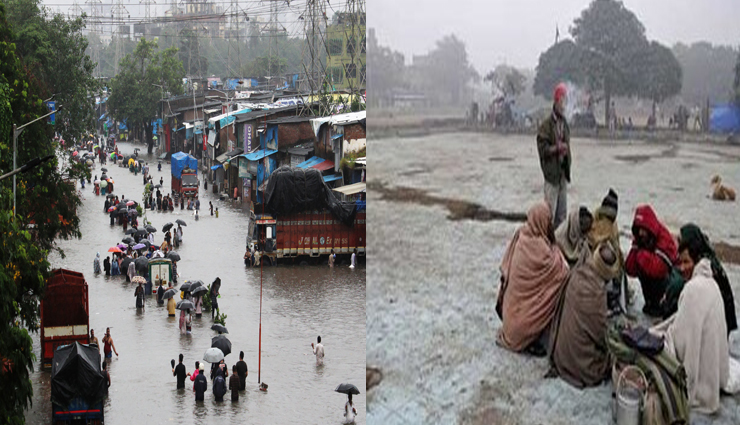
[300,0,329,115]
[86,0,103,78]
[263,0,284,87]
[69,0,84,19]
[111,0,130,76]
[140,0,156,37]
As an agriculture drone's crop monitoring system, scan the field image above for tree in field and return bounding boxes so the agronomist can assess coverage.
[534,0,681,123]
[485,65,527,98]
[734,51,740,106]
[108,38,185,154]
[366,29,405,106]
[672,42,738,105]
[410,34,478,105]
[1,2,88,422]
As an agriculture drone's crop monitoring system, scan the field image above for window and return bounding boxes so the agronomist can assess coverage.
[360,36,366,54]
[360,65,366,84]
[347,36,356,56]
[329,66,344,83]
[344,63,356,79]
[328,39,343,56]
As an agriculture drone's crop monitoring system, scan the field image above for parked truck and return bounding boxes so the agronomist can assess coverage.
[171,151,199,203]
[51,342,107,424]
[253,208,366,263]
[41,269,89,368]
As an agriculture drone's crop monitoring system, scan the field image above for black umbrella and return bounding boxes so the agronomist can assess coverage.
[135,257,149,273]
[145,225,157,233]
[162,222,173,232]
[116,202,128,210]
[187,279,205,289]
[120,257,133,273]
[134,228,148,238]
[166,251,181,262]
[121,236,135,245]
[154,184,162,188]
[115,208,129,216]
[335,383,360,395]
[175,219,187,226]
[162,288,177,300]
[191,285,207,296]
[211,324,228,334]
[211,335,232,356]
[139,239,153,248]
[101,167,108,172]
[179,281,193,292]
[176,299,194,311]
[106,193,115,198]
[120,199,133,205]
[125,228,136,235]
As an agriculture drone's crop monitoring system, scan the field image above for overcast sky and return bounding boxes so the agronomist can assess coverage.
[369,0,740,72]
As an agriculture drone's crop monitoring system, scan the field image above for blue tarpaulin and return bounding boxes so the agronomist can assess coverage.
[251,79,259,87]
[210,164,223,170]
[151,119,162,135]
[99,113,107,120]
[242,149,278,161]
[323,174,343,182]
[296,156,325,169]
[119,120,128,131]
[171,152,198,178]
[710,104,740,133]
[225,79,241,90]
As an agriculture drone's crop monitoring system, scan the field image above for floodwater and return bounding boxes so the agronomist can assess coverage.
[25,142,366,424]
[367,132,740,424]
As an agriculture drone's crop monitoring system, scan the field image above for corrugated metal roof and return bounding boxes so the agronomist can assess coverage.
[312,160,334,171]
[296,156,324,169]
[333,182,366,195]
[323,174,342,183]
[241,149,278,161]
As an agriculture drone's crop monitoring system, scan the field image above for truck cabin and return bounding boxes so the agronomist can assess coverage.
[254,216,276,252]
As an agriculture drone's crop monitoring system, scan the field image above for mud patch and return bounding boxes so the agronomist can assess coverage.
[398,168,431,177]
[369,181,527,223]
[489,157,514,162]
[614,144,679,163]
[715,242,740,266]
[458,381,519,425]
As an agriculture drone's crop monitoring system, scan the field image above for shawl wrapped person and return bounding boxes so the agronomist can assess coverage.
[679,223,737,336]
[554,206,592,265]
[127,259,136,283]
[548,241,620,388]
[93,252,101,274]
[650,258,729,414]
[496,202,570,353]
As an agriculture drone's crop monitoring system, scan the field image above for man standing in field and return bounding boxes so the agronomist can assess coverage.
[537,82,571,229]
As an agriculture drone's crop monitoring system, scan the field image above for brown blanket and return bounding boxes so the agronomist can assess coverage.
[497,202,570,352]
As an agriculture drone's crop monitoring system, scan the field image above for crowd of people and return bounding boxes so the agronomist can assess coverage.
[494,82,740,421]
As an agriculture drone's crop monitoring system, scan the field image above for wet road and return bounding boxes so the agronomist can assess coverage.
[367,132,740,424]
[26,142,366,424]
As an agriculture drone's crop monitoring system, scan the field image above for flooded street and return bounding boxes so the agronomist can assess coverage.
[366,131,740,424]
[26,142,366,424]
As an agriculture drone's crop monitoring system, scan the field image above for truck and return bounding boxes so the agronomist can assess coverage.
[41,269,89,368]
[51,342,107,424]
[171,151,199,203]
[253,207,366,264]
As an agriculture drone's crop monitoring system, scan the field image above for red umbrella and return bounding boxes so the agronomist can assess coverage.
[126,201,135,207]
[108,206,116,212]
[108,247,122,253]
[72,151,78,157]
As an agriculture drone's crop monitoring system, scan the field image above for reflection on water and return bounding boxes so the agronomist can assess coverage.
[26,142,366,424]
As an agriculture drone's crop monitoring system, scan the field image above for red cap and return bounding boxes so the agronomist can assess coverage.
[554,82,567,103]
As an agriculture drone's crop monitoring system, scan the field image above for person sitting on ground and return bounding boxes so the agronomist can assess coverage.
[625,205,678,317]
[587,189,627,313]
[650,243,729,414]
[548,241,620,388]
[496,202,570,355]
[679,224,737,337]
[554,206,592,266]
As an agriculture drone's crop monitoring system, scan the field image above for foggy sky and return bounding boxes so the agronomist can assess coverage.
[369,0,740,72]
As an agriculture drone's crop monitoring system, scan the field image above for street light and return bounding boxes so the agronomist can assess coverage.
[0,155,55,182]
[13,105,63,216]
[152,84,165,150]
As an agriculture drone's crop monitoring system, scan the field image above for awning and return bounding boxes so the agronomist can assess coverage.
[331,133,343,139]
[333,182,366,195]
[323,174,343,183]
[312,160,335,171]
[241,149,278,161]
[204,108,221,114]
[296,156,324,169]
[210,164,223,170]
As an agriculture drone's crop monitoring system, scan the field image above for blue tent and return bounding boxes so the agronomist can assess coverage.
[710,104,740,133]
[171,152,198,178]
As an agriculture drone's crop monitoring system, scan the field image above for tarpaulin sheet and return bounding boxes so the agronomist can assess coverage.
[51,342,108,407]
[296,156,325,169]
[264,166,356,226]
[171,152,198,179]
[242,149,278,161]
[312,160,335,171]
[710,104,740,133]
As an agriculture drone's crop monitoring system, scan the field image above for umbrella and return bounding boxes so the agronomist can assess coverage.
[117,243,128,249]
[108,247,122,253]
[72,151,78,157]
[154,184,162,189]
[191,285,208,297]
[211,324,228,334]
[108,206,116,212]
[203,347,225,364]
[101,167,108,172]
[131,276,147,284]
[121,237,135,245]
[162,223,173,232]
[125,228,136,235]
[139,239,153,248]
[162,288,177,300]
[135,257,149,273]
[100,180,108,188]
[120,257,133,272]
[134,228,148,238]
[126,201,136,207]
[132,243,146,250]
[166,251,181,262]
[176,299,194,311]
[86,160,93,166]
[151,250,165,259]
[115,208,129,216]
[116,202,128,210]
[110,152,116,159]
[175,219,187,226]
[106,194,115,198]
[187,279,205,289]
[145,225,157,233]
[211,335,232,356]
[100,173,108,180]
[179,281,193,292]
[335,383,360,395]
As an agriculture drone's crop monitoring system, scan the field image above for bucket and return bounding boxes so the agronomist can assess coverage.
[615,365,646,425]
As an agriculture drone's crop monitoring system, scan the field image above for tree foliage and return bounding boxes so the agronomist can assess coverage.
[107,38,185,154]
[485,65,526,98]
[673,42,738,105]
[534,0,681,121]
[735,52,740,106]
[1,1,89,422]
[178,29,208,76]
[408,34,478,105]
[366,29,405,106]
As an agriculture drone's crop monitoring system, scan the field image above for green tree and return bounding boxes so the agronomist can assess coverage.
[179,29,208,76]
[108,38,185,154]
[366,29,405,106]
[733,51,740,106]
[533,40,586,99]
[673,42,738,105]
[409,34,478,105]
[484,65,526,98]
[637,41,682,116]
[1,2,87,422]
